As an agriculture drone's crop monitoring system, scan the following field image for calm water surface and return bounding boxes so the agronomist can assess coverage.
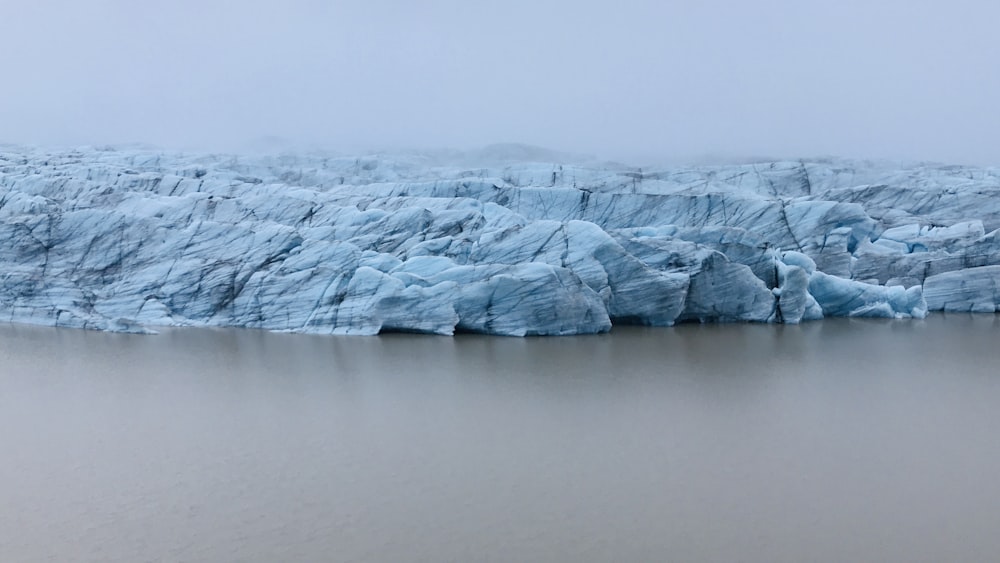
[2,315,1000,562]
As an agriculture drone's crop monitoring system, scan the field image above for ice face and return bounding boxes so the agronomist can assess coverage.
[923,266,1000,313]
[1,148,997,335]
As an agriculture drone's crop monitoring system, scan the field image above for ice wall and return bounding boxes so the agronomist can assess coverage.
[3,148,997,335]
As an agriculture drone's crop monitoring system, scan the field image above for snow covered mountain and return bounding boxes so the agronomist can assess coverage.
[2,147,998,335]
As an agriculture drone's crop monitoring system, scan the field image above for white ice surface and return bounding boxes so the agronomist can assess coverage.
[3,148,998,335]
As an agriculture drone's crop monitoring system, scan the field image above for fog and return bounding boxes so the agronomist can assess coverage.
[2,0,998,164]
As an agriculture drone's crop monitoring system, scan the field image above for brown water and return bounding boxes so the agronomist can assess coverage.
[2,315,1000,562]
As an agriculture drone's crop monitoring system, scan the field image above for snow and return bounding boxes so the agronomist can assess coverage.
[1,147,998,335]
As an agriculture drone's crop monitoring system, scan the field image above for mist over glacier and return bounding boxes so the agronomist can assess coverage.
[3,145,999,335]
[2,0,999,165]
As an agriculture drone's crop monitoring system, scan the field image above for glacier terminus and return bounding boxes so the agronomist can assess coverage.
[2,146,998,336]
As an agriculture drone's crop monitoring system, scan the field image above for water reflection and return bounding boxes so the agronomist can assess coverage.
[1,315,999,562]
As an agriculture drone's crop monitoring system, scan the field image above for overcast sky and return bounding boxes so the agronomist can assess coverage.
[2,0,998,164]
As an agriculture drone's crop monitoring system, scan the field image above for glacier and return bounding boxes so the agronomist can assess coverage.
[1,145,998,336]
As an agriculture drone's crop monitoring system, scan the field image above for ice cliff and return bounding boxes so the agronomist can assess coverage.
[2,146,998,335]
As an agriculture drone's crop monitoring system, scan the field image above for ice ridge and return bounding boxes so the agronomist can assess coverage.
[2,147,998,335]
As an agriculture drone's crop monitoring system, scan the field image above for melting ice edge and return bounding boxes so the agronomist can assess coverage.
[2,147,998,335]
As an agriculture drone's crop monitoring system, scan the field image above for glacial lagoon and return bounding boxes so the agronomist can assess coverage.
[2,314,1000,562]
